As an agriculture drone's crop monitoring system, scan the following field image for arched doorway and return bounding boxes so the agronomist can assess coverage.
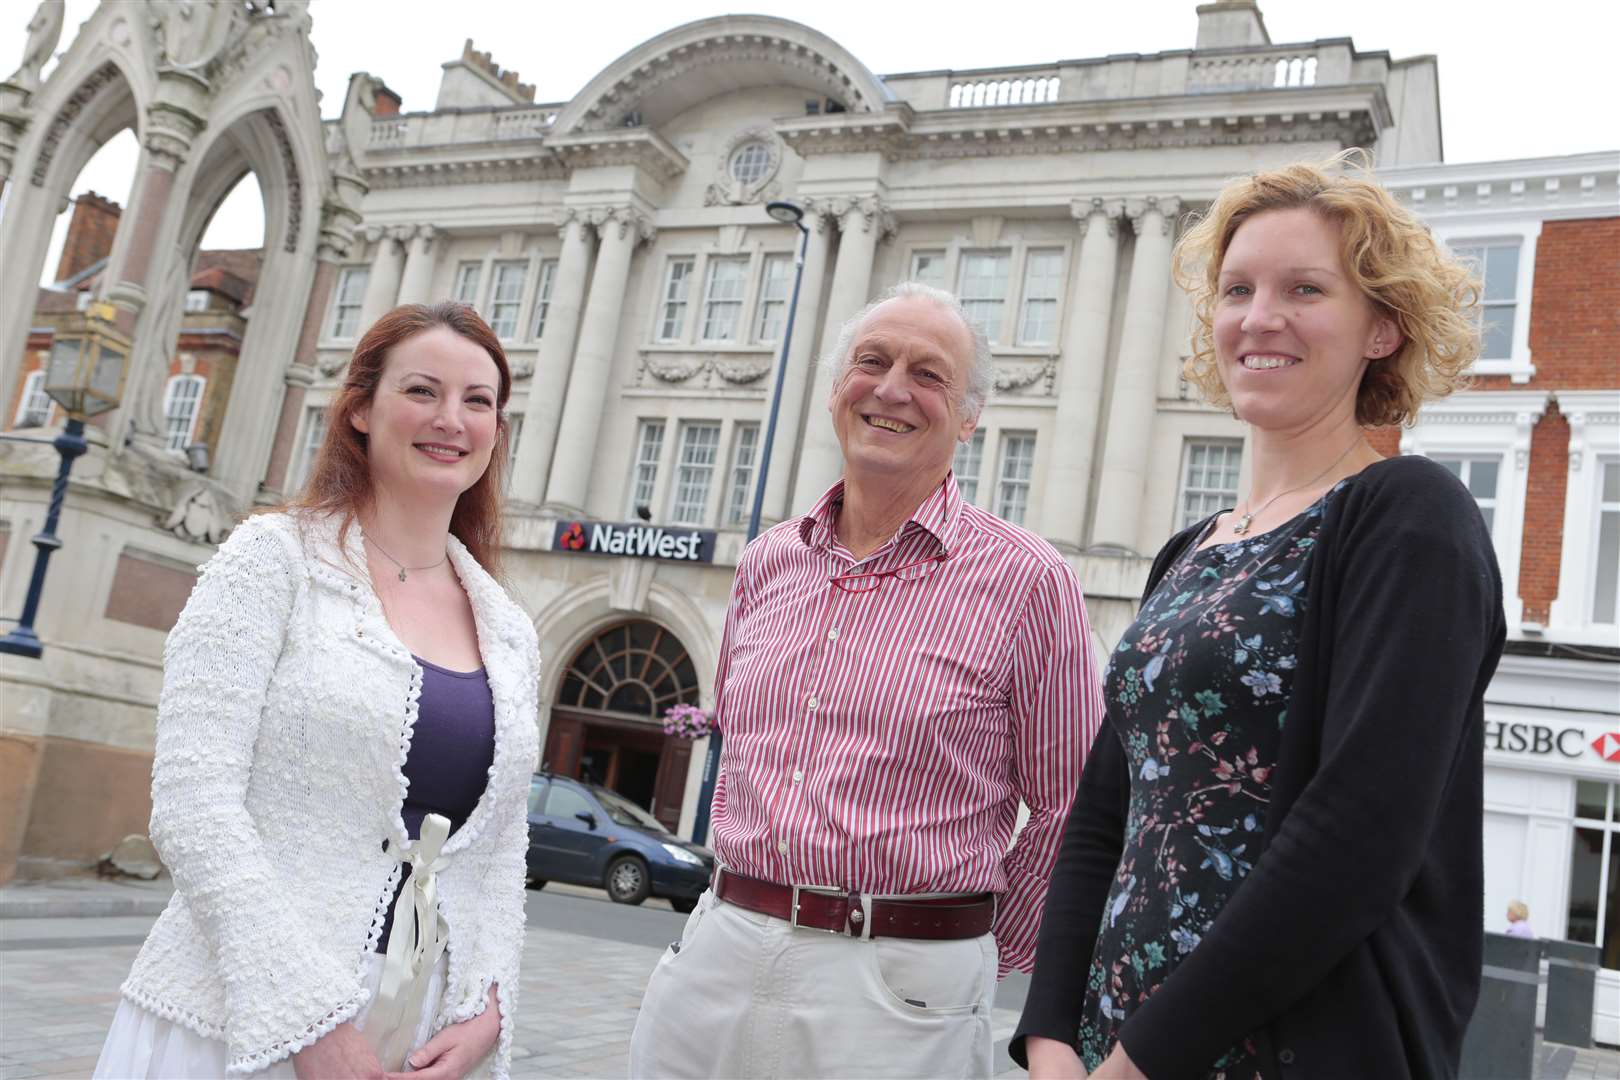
[546,620,702,830]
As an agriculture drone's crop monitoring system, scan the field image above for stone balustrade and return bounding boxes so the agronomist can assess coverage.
[365,104,562,150]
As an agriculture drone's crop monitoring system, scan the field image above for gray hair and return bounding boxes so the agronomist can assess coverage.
[819,281,993,421]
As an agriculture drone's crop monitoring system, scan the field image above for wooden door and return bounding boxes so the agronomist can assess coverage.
[543,713,584,778]
[651,736,693,832]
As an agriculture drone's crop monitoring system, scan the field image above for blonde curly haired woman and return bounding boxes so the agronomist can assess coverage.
[1015,154,1506,1079]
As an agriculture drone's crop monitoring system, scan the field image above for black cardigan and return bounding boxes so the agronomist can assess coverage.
[1012,455,1505,1080]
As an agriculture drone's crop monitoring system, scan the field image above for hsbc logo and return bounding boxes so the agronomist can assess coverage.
[1485,721,1620,763]
[1593,732,1620,764]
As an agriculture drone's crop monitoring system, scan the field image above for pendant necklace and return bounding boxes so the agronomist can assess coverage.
[366,537,447,582]
[1231,436,1364,537]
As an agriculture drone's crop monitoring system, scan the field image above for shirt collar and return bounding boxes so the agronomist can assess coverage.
[798,471,966,557]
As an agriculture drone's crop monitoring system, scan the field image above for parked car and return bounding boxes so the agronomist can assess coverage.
[525,772,714,912]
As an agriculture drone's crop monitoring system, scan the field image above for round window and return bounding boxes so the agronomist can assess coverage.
[728,141,772,186]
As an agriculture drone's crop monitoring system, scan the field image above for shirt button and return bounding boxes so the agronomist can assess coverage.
[807,696,818,710]
[827,628,838,641]
[1278,1049,1296,1066]
[792,769,804,784]
[777,840,788,855]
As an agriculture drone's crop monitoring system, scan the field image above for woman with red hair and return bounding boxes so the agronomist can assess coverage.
[97,302,540,1079]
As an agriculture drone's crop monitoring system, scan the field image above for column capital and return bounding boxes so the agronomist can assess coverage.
[412,224,440,249]
[1124,196,1183,236]
[1071,197,1126,237]
[807,194,896,242]
[586,206,656,247]
[316,198,361,262]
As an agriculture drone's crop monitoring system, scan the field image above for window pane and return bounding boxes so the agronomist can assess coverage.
[754,255,792,342]
[163,376,205,451]
[671,422,721,524]
[730,142,771,185]
[1603,461,1620,504]
[1603,835,1620,970]
[292,405,327,492]
[1567,826,1604,945]
[1180,439,1243,528]
[1483,245,1519,303]
[1576,781,1612,822]
[701,258,747,342]
[725,423,759,526]
[954,431,984,505]
[530,260,557,340]
[16,371,50,427]
[454,262,482,305]
[1438,458,1463,478]
[331,267,368,338]
[959,252,1010,343]
[1019,250,1064,346]
[1594,508,1619,624]
[1467,459,1499,500]
[489,261,527,338]
[995,433,1035,525]
[544,784,596,821]
[911,251,946,288]
[1480,305,1515,359]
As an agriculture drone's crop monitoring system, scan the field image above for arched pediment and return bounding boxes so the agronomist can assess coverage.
[553,15,891,136]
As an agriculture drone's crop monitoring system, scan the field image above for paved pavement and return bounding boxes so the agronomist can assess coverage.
[1,876,1616,1079]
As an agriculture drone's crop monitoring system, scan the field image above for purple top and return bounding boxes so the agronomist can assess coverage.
[1505,921,1536,939]
[375,656,496,952]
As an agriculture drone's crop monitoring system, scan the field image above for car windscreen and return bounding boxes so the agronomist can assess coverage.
[594,787,670,834]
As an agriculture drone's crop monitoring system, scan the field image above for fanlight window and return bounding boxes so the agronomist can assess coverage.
[558,621,700,719]
[729,141,772,186]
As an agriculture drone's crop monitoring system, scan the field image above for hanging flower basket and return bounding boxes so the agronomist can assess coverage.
[662,703,713,740]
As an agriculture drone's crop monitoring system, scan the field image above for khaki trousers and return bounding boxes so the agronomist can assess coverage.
[629,889,997,1079]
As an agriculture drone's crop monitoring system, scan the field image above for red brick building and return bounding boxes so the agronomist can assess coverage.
[1380,151,1620,1042]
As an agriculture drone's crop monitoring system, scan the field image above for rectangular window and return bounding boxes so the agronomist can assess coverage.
[910,250,947,288]
[959,251,1011,344]
[1594,460,1620,625]
[953,430,985,505]
[503,413,524,492]
[488,260,528,339]
[529,259,558,341]
[330,267,368,339]
[1568,784,1619,970]
[13,370,51,428]
[1179,439,1243,528]
[1018,249,1065,346]
[453,261,483,306]
[291,404,327,493]
[753,255,793,343]
[658,258,694,341]
[700,257,748,342]
[628,420,665,518]
[1452,243,1520,360]
[995,432,1036,525]
[162,374,206,451]
[724,423,760,527]
[184,290,210,313]
[670,422,722,525]
[1434,456,1501,535]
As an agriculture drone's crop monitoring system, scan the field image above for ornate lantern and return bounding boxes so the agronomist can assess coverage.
[42,300,129,418]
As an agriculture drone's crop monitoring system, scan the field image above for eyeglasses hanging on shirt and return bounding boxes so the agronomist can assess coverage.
[829,552,949,594]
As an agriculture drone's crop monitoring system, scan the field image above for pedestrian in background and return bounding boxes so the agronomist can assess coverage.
[630,283,1104,1078]
[1016,154,1505,1079]
[1506,899,1537,939]
[95,302,539,1079]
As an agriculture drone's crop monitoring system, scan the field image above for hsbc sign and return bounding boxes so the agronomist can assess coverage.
[552,519,717,564]
[1483,719,1620,764]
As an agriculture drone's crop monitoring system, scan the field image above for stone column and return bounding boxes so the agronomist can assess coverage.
[544,207,653,513]
[758,208,833,523]
[357,226,409,328]
[1089,196,1182,552]
[791,195,893,505]
[510,212,595,504]
[1038,198,1124,548]
[393,226,440,306]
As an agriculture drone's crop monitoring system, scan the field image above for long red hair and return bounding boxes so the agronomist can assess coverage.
[282,302,512,574]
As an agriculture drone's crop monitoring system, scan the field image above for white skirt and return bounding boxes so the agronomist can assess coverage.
[94,951,449,1079]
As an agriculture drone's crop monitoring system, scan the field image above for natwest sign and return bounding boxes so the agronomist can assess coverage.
[553,519,716,564]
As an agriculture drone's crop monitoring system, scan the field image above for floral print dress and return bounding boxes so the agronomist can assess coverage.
[1076,482,1348,1077]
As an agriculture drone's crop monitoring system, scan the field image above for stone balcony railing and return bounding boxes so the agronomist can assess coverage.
[887,39,1381,111]
[364,104,563,150]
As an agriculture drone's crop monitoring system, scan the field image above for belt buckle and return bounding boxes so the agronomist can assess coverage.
[789,884,848,935]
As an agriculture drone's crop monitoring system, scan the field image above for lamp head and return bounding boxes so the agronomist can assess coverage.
[765,200,805,227]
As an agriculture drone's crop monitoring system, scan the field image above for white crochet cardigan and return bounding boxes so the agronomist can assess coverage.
[120,511,540,1076]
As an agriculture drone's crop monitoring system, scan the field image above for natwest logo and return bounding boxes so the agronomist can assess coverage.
[551,519,715,564]
[1593,732,1620,764]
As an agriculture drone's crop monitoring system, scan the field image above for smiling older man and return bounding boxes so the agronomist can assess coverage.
[628,282,1103,1079]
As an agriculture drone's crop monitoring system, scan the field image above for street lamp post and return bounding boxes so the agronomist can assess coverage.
[0,301,130,659]
[691,200,810,846]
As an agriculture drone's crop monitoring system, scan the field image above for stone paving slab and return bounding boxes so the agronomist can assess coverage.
[0,880,172,920]
[1,899,1614,1078]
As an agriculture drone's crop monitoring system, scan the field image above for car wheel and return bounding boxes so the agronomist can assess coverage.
[670,897,697,914]
[605,855,651,905]
[526,877,546,890]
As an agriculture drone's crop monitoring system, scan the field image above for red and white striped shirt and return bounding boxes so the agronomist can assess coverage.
[709,475,1104,975]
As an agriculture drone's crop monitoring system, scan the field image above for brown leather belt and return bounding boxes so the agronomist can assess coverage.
[713,867,995,941]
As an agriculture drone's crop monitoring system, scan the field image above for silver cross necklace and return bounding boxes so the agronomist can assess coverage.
[366,536,447,582]
[1231,435,1364,537]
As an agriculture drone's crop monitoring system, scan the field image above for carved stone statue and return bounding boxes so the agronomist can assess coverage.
[9,1,65,92]
[151,0,235,70]
[163,480,234,544]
